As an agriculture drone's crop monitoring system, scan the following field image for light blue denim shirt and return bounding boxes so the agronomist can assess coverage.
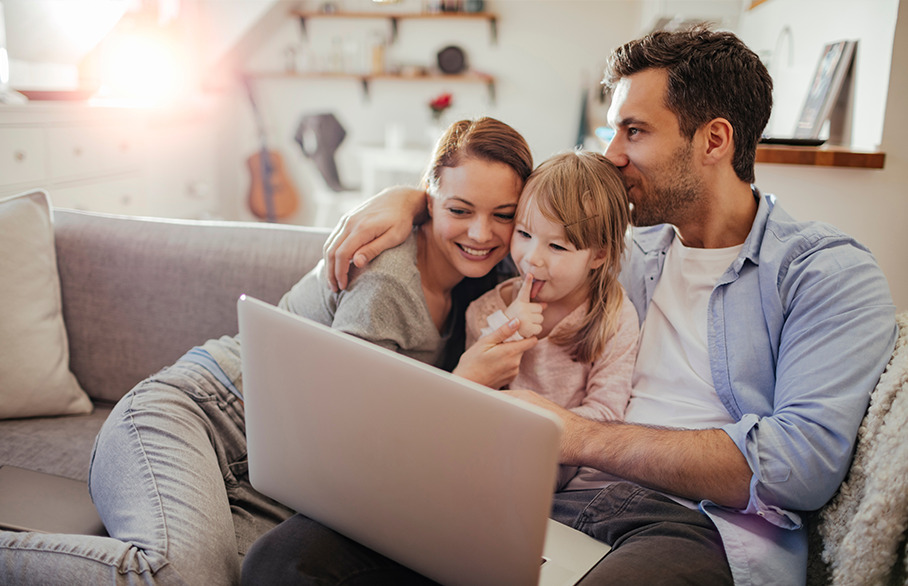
[618,190,897,585]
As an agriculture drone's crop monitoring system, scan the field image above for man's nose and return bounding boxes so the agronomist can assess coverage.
[603,135,628,168]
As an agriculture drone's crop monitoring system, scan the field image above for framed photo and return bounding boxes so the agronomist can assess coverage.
[794,40,857,139]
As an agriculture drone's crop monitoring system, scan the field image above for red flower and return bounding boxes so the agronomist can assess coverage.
[429,93,453,119]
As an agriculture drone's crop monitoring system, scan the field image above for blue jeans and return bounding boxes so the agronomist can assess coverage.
[242,482,732,585]
[0,362,293,585]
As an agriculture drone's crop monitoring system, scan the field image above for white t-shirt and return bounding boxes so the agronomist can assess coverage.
[624,234,742,429]
[565,234,742,492]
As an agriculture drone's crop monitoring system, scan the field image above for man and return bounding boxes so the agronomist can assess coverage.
[243,27,896,584]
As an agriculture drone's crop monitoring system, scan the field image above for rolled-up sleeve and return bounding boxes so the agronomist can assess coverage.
[718,236,897,528]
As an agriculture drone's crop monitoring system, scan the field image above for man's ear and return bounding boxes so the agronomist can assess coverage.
[701,118,734,166]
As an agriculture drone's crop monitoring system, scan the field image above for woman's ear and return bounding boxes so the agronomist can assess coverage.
[425,190,434,219]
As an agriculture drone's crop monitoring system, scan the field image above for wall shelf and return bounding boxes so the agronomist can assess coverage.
[246,70,496,101]
[755,145,885,169]
[291,10,498,43]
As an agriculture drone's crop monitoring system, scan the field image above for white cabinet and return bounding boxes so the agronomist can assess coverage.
[0,103,220,219]
[0,127,46,186]
[50,177,146,216]
[47,122,143,181]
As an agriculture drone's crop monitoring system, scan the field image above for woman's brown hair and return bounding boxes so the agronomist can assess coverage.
[423,117,534,192]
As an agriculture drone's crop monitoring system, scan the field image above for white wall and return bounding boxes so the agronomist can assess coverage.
[737,0,898,149]
[738,0,908,310]
[212,0,906,308]
[220,0,744,222]
[224,0,638,225]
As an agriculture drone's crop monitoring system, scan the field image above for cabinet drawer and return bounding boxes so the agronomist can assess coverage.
[50,177,147,216]
[48,123,143,181]
[0,127,47,186]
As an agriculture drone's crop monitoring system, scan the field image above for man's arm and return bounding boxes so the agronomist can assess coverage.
[505,390,752,508]
[324,186,428,291]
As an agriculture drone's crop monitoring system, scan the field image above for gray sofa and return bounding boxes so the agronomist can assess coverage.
[0,208,905,584]
[0,208,328,483]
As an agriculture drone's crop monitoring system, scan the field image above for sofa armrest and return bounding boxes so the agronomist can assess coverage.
[53,210,329,404]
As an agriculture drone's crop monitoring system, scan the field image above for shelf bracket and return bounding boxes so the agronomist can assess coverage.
[487,79,496,104]
[361,77,371,101]
[298,16,308,38]
[489,17,498,45]
[390,17,399,43]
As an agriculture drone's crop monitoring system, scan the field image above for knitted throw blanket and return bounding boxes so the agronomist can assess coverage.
[818,311,908,585]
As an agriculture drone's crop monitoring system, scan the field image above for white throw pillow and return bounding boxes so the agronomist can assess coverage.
[0,190,92,419]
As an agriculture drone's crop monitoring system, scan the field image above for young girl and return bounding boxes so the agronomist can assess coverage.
[466,150,638,425]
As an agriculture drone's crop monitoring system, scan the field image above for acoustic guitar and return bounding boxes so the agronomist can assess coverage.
[242,77,300,222]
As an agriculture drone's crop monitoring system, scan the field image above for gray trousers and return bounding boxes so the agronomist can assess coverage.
[241,481,733,585]
[0,362,293,585]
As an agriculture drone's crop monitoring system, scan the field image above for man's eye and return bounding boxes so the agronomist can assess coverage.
[627,128,640,137]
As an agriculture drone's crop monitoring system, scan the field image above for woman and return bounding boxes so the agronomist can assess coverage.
[281,117,533,378]
[0,117,533,585]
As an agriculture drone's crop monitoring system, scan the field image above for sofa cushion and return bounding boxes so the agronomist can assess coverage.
[0,405,113,481]
[53,210,329,403]
[0,190,92,419]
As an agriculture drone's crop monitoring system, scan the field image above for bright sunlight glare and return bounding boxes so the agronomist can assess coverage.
[48,1,128,56]
[96,31,189,107]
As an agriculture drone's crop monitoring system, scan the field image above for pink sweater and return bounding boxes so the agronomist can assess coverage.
[466,278,639,421]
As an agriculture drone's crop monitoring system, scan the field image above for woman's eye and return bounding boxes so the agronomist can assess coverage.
[495,213,515,221]
[447,208,468,216]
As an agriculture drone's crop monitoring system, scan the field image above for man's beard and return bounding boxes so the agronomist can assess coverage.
[628,142,704,228]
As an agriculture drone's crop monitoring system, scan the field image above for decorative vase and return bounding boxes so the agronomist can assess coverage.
[426,118,445,146]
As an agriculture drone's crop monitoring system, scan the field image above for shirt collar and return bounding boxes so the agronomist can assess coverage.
[630,186,772,267]
[736,186,774,270]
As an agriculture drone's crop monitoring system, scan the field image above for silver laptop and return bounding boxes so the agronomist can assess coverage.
[238,295,609,586]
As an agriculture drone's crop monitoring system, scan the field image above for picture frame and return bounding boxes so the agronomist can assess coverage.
[794,40,858,139]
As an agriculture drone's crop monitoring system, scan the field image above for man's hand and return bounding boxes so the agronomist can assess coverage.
[323,186,428,291]
[454,319,537,389]
[504,273,545,338]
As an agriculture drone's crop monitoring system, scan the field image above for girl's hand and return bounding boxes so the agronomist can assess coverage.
[504,273,545,338]
[454,318,537,389]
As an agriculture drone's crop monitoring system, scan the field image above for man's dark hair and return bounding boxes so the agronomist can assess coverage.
[604,26,772,184]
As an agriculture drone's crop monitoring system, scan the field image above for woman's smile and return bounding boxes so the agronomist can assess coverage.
[458,243,496,258]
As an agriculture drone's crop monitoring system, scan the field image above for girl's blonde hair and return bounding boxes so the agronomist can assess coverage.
[518,150,630,363]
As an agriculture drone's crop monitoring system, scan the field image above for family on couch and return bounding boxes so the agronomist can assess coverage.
[0,26,897,586]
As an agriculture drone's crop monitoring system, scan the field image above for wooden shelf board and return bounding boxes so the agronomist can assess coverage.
[290,10,496,20]
[247,71,493,83]
[755,145,885,169]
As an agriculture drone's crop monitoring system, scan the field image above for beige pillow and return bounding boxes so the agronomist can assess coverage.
[0,190,92,419]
